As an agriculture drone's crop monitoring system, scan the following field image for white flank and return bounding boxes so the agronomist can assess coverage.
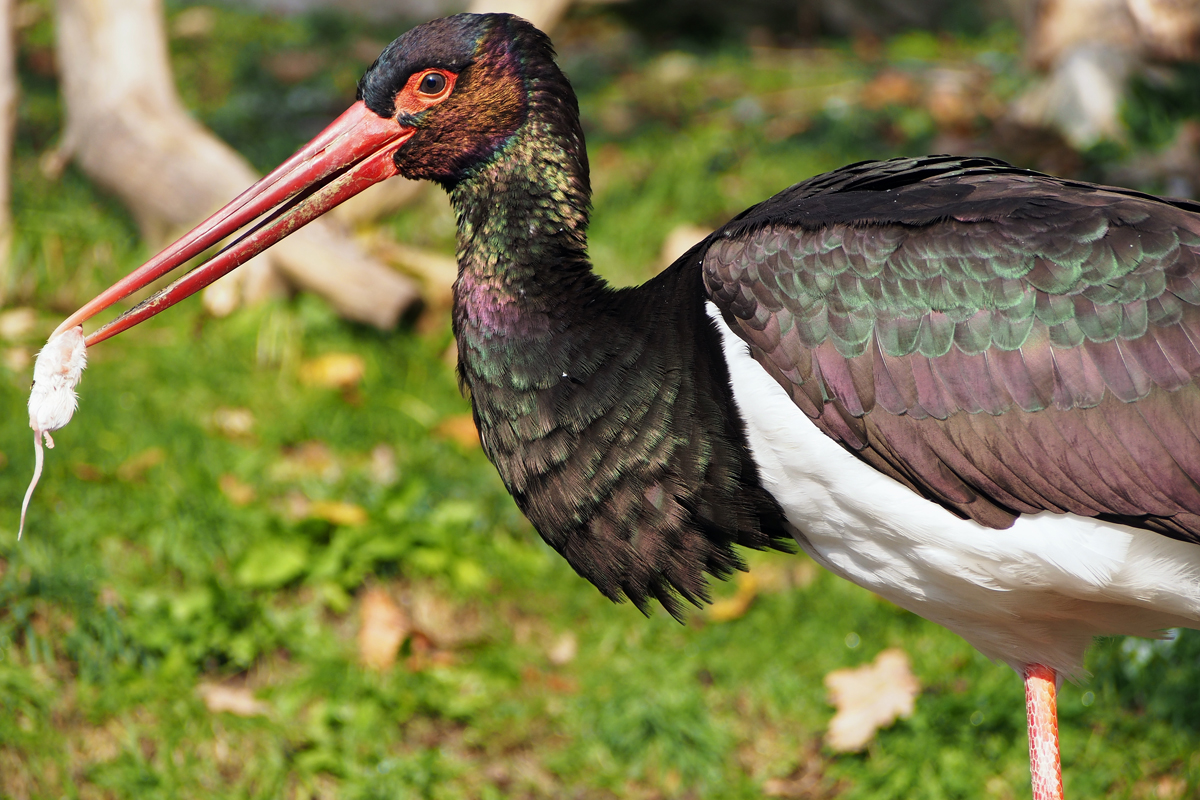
[708,303,1200,676]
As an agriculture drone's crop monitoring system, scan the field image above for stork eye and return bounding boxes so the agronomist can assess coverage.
[418,72,447,95]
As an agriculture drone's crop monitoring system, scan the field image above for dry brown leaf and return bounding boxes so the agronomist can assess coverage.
[218,474,256,506]
[299,353,366,390]
[708,572,759,622]
[307,500,368,527]
[197,683,269,717]
[358,587,409,671]
[433,414,480,449]
[116,447,165,483]
[824,648,919,752]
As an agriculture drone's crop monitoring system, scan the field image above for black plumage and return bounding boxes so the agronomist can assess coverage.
[52,16,1200,797]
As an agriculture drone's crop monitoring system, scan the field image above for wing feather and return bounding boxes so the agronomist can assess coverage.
[703,156,1200,542]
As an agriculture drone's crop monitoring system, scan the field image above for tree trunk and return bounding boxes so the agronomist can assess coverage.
[0,0,15,304]
[52,0,419,328]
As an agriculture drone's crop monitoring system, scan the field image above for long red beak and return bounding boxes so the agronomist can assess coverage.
[53,101,413,346]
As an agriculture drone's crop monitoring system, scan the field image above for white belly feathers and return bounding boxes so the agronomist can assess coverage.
[708,303,1200,676]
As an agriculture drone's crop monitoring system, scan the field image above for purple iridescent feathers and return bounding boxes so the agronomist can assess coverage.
[704,156,1200,540]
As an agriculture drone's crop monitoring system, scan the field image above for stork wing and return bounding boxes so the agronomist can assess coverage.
[702,156,1200,542]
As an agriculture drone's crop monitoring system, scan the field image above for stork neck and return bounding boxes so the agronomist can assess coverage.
[448,105,597,329]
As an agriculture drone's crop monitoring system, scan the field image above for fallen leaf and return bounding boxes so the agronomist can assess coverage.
[210,407,255,438]
[433,414,480,449]
[307,500,368,527]
[547,631,577,666]
[824,648,920,752]
[299,353,365,390]
[197,683,269,717]
[116,447,165,483]
[358,587,410,670]
[219,474,256,506]
[708,572,759,622]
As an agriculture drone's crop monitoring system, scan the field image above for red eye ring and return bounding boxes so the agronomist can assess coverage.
[394,69,456,117]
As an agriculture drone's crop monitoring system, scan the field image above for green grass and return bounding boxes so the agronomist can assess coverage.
[2,4,1199,798]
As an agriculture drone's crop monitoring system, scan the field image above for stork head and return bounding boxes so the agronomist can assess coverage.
[54,13,573,343]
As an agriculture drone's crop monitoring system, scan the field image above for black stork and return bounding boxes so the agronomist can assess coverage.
[48,13,1200,799]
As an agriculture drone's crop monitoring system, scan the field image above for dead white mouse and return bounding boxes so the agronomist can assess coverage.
[20,326,87,539]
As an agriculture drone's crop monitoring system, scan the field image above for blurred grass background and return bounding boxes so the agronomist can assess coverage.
[1,1,1199,797]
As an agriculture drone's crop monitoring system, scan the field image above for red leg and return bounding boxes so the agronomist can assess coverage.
[1023,664,1064,800]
